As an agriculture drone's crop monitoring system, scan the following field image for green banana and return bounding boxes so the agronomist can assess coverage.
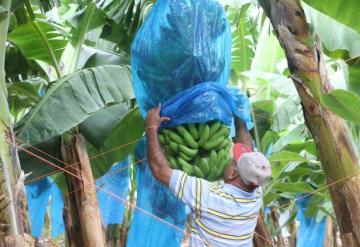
[178,144,198,157]
[168,156,179,169]
[165,145,177,156]
[209,150,218,168]
[167,130,185,145]
[176,125,198,148]
[161,122,233,181]
[193,166,205,178]
[198,122,206,136]
[179,158,193,175]
[217,157,232,178]
[198,124,210,146]
[169,142,178,153]
[159,134,165,145]
[207,167,218,181]
[187,123,199,140]
[216,149,226,168]
[209,127,229,142]
[199,158,210,176]
[203,136,226,151]
[218,138,231,150]
[209,121,222,138]
[179,152,192,162]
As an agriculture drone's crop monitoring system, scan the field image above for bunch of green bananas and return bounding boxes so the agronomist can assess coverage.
[159,121,232,181]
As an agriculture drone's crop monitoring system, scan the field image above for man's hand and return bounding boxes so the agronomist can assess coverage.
[145,104,171,130]
[145,104,172,187]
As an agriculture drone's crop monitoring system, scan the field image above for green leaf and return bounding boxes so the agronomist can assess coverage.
[269,150,309,163]
[285,140,317,156]
[10,0,25,11]
[272,97,302,132]
[303,0,360,33]
[16,65,134,143]
[263,191,279,207]
[348,62,360,96]
[20,137,63,182]
[273,182,313,194]
[79,103,130,148]
[84,48,130,68]
[303,4,360,60]
[7,82,39,101]
[7,20,66,75]
[227,5,254,85]
[261,130,278,153]
[220,0,252,7]
[251,19,284,76]
[272,124,308,152]
[252,99,275,141]
[321,89,360,126]
[98,0,154,36]
[87,108,145,178]
[61,3,101,75]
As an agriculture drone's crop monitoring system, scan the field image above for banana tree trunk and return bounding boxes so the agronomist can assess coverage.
[0,0,33,246]
[258,0,360,246]
[61,134,106,247]
[253,212,272,247]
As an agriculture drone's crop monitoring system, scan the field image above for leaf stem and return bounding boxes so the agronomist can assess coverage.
[250,101,262,152]
[24,0,35,21]
[31,21,62,78]
[68,2,96,73]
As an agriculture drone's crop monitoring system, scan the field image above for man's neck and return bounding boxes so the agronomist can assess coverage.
[226,180,254,193]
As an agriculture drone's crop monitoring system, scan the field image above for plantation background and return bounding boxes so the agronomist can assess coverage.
[1,0,360,246]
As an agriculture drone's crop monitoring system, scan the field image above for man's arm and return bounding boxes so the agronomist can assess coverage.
[145,104,172,186]
[233,117,253,150]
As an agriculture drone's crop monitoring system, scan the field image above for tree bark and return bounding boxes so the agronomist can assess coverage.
[323,217,334,247]
[270,209,285,247]
[253,212,272,247]
[62,134,106,247]
[0,0,33,246]
[258,0,360,246]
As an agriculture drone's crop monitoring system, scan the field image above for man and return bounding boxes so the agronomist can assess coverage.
[145,104,271,246]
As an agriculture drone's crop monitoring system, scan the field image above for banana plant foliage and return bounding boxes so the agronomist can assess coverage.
[227,4,254,85]
[303,4,360,60]
[348,61,360,95]
[7,20,67,66]
[16,65,134,144]
[321,89,360,126]
[87,107,144,179]
[97,0,154,36]
[303,0,360,34]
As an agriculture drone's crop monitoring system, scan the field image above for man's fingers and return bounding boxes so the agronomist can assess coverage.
[155,103,162,114]
[160,117,171,122]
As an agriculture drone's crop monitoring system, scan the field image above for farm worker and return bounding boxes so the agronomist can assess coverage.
[145,104,271,247]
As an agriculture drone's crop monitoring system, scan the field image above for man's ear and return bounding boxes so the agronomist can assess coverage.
[228,167,239,181]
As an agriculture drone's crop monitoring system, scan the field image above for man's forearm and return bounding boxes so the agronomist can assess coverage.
[146,128,172,186]
[234,117,253,149]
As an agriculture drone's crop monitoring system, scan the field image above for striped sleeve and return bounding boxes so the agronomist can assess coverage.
[169,170,209,212]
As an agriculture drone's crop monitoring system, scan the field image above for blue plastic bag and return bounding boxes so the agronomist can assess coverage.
[96,158,130,226]
[26,178,65,238]
[296,196,326,247]
[160,82,253,129]
[127,140,187,247]
[132,0,232,117]
[26,159,131,238]
[129,0,252,246]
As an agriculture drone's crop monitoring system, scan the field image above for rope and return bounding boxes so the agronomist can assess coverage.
[16,144,212,244]
[18,137,145,184]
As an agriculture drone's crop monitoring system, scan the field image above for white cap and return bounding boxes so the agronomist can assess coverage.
[236,152,271,186]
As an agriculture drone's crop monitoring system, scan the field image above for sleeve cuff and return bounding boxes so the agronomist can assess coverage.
[169,169,183,195]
